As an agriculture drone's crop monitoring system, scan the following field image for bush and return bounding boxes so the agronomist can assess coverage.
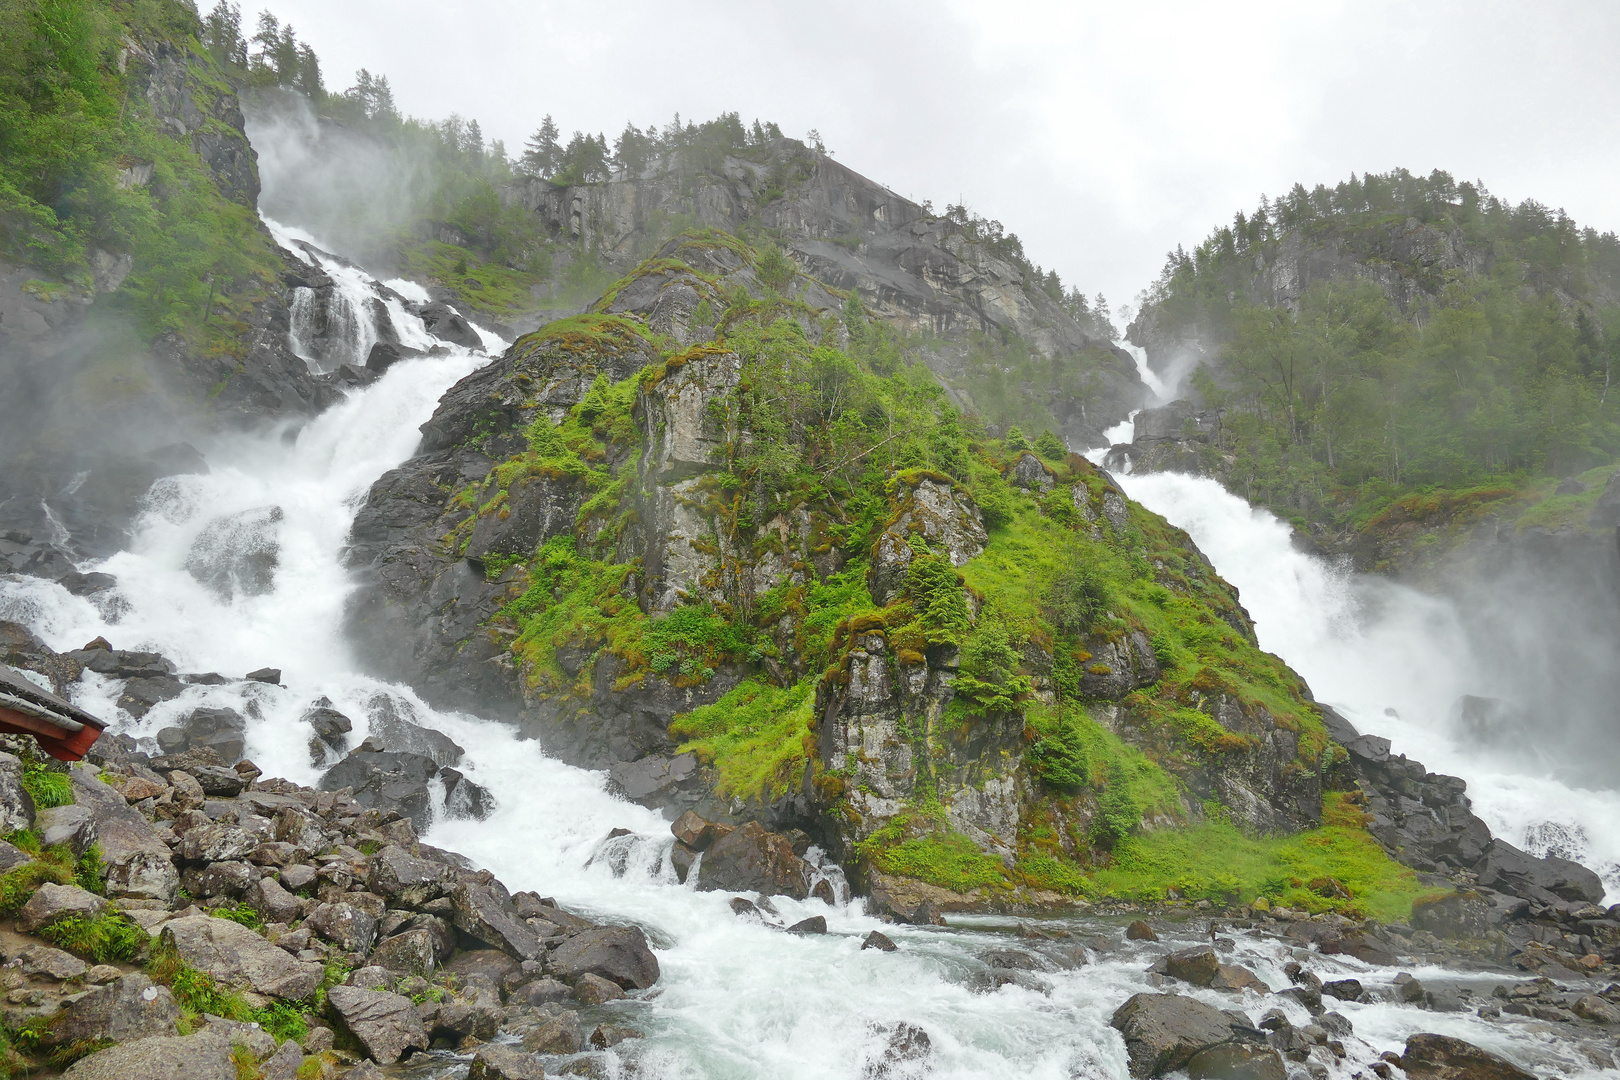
[1033,430,1067,460]
[904,552,971,646]
[1045,560,1110,635]
[21,763,72,810]
[40,913,149,963]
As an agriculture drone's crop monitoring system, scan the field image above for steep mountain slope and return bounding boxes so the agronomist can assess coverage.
[344,230,1452,914]
[501,147,1144,448]
[0,0,330,547]
[251,97,1147,451]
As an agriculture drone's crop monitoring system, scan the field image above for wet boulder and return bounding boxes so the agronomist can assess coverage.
[1186,1042,1286,1080]
[1400,1033,1537,1080]
[419,301,482,348]
[178,707,246,764]
[441,767,494,819]
[319,744,439,832]
[363,696,464,767]
[304,701,353,763]
[546,925,660,990]
[184,506,284,600]
[116,676,186,718]
[1110,993,1254,1078]
[468,1044,547,1080]
[696,821,810,899]
[365,342,423,374]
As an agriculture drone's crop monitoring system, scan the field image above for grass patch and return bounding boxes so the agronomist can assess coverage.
[669,680,815,801]
[21,763,73,810]
[209,902,264,931]
[856,810,1008,894]
[39,912,149,963]
[1086,793,1442,921]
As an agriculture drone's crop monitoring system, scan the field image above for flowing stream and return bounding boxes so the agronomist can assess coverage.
[0,227,1613,1077]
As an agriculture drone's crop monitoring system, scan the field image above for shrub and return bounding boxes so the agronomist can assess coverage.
[40,913,149,963]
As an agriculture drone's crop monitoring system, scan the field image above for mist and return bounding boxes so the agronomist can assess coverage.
[244,90,431,271]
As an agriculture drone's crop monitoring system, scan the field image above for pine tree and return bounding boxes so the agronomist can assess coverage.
[521,115,560,177]
[202,2,246,67]
[1034,429,1067,460]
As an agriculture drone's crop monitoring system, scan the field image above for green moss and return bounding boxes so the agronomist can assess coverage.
[669,679,815,801]
[1086,794,1443,921]
[858,817,1007,894]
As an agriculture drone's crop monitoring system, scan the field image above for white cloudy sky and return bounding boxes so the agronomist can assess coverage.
[258,0,1619,316]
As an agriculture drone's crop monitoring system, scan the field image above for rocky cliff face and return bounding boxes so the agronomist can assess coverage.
[0,12,333,551]
[505,147,1145,449]
[342,227,1384,907]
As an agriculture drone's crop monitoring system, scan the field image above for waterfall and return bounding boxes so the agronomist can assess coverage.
[1118,471,1620,904]
[0,225,1612,1077]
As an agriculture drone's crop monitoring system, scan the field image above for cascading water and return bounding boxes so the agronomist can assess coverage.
[1,229,1615,1077]
[1118,471,1620,905]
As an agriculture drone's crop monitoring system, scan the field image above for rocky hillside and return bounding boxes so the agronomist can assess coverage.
[1117,168,1620,535]
[0,0,347,548]
[498,145,1144,448]
[337,223,1613,925]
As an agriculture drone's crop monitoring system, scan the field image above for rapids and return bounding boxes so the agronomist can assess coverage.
[0,227,1613,1077]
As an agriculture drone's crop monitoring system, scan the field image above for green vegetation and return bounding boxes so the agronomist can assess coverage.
[0,0,281,353]
[20,762,72,810]
[39,911,148,963]
[669,680,815,800]
[1146,168,1620,530]
[857,810,1006,894]
[147,941,309,1043]
[1087,794,1443,922]
[209,901,264,930]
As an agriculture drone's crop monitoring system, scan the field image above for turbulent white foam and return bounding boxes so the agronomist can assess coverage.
[1120,471,1620,904]
[1,225,1612,1075]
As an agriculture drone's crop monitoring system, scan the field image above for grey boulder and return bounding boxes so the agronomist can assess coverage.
[64,1030,233,1080]
[18,882,107,932]
[325,985,428,1064]
[546,925,660,990]
[159,915,323,1000]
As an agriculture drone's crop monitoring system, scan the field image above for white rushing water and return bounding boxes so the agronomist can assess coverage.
[1118,472,1620,906]
[0,227,1614,1076]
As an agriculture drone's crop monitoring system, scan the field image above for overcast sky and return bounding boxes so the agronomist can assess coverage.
[257,0,1620,319]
